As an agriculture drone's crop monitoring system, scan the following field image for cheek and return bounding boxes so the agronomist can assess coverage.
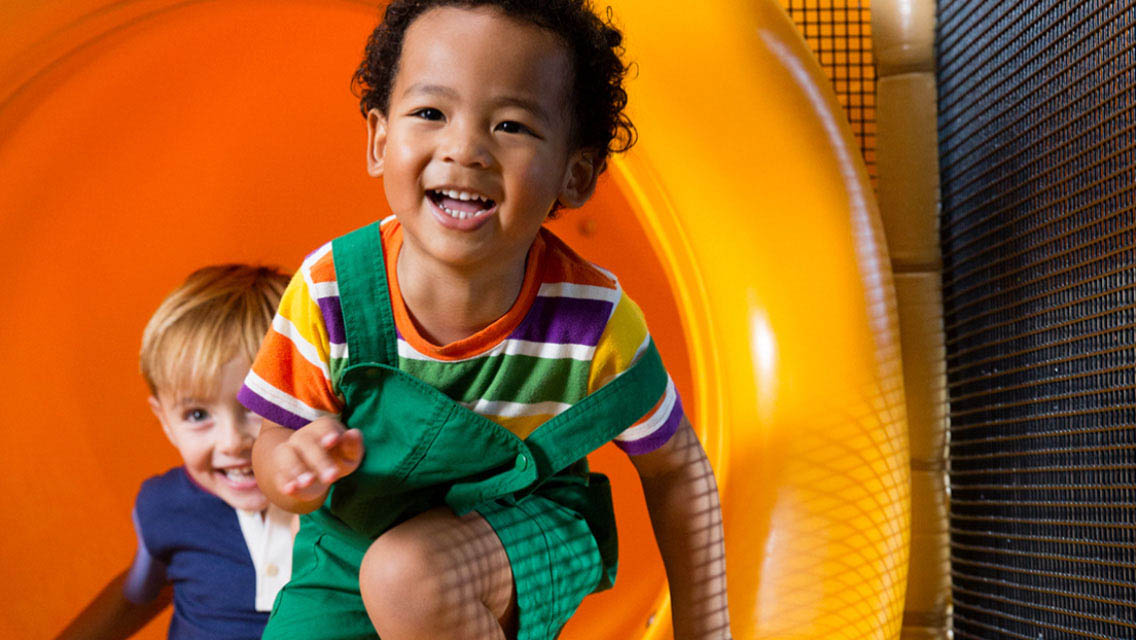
[383,146,427,203]
[175,436,215,472]
[519,151,566,192]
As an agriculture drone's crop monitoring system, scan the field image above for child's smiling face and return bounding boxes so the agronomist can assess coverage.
[149,357,267,512]
[367,5,597,273]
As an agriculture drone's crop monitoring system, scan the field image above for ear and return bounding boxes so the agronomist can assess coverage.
[148,395,177,447]
[366,108,389,178]
[557,149,600,209]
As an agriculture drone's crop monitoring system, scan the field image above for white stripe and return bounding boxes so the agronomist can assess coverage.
[310,280,339,299]
[300,242,334,302]
[464,398,571,419]
[244,371,335,423]
[301,241,333,271]
[592,264,617,281]
[633,333,652,360]
[615,377,676,442]
[329,341,348,361]
[271,315,332,381]
[536,281,621,304]
[397,338,595,363]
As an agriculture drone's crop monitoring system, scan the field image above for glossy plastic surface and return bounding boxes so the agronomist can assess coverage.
[0,1,908,638]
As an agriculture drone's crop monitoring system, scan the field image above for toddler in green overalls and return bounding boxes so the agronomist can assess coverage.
[242,1,732,639]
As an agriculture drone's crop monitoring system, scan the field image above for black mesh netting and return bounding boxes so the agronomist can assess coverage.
[783,0,877,182]
[937,1,1136,638]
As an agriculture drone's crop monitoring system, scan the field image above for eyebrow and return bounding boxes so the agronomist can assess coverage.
[402,83,552,125]
[402,83,459,100]
[173,397,210,407]
[491,96,552,125]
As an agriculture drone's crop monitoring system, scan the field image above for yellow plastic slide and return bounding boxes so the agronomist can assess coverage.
[0,1,908,638]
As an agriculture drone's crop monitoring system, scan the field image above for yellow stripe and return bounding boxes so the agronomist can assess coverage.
[486,413,552,439]
[277,268,333,372]
[587,292,650,393]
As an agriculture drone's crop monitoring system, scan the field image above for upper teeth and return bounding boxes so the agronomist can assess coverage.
[441,189,484,202]
[433,189,493,219]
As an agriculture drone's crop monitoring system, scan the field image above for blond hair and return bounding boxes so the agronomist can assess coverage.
[140,264,289,398]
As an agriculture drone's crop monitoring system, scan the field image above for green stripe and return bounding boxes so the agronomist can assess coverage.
[399,353,590,406]
[330,356,348,391]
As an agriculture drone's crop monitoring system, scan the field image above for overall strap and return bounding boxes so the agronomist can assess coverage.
[331,222,398,368]
[524,338,669,480]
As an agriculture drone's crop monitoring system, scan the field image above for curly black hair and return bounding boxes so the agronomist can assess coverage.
[351,0,636,172]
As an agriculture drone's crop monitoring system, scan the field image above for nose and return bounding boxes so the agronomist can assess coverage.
[439,119,492,168]
[216,411,255,455]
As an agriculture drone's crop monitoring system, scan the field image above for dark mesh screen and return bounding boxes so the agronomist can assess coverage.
[783,0,877,182]
[937,1,1136,638]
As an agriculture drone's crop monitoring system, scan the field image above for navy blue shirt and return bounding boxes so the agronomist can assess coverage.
[134,467,270,640]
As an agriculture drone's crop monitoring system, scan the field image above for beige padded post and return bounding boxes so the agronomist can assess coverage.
[871,2,950,639]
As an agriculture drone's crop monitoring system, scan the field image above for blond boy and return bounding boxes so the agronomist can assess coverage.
[57,265,295,640]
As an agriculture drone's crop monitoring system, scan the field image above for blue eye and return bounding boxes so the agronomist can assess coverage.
[411,108,444,121]
[495,120,534,136]
[183,408,209,422]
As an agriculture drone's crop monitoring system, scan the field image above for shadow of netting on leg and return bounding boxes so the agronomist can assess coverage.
[644,425,731,638]
[361,507,514,640]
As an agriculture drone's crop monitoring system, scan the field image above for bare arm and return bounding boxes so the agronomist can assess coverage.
[252,418,364,514]
[54,570,171,640]
[631,417,731,640]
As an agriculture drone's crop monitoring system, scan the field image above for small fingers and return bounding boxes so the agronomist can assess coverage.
[287,431,342,486]
[272,445,317,496]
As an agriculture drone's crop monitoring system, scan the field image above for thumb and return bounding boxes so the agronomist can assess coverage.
[334,428,365,471]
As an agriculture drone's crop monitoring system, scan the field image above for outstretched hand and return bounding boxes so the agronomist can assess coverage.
[272,417,364,502]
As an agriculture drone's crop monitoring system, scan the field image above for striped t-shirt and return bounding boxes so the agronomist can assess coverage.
[239,218,682,456]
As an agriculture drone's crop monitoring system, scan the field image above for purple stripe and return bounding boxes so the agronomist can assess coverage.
[238,385,308,430]
[315,295,347,345]
[615,393,684,456]
[510,296,612,346]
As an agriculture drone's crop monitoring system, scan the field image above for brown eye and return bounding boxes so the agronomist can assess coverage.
[495,120,534,136]
[412,108,444,121]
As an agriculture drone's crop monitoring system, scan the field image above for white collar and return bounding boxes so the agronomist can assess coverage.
[234,505,295,611]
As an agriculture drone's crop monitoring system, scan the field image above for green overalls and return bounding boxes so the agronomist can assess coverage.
[262,223,669,640]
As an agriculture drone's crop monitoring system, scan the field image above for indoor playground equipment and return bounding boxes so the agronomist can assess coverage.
[0,1,910,638]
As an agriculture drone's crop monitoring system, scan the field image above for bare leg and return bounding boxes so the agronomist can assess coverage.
[360,507,517,640]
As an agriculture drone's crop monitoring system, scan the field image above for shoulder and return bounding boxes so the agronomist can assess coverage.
[136,466,192,511]
[135,468,238,556]
[136,467,232,521]
[134,468,198,546]
[298,239,337,290]
[535,227,652,339]
[537,228,621,297]
[515,229,631,352]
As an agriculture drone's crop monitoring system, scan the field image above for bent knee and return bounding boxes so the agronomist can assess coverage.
[360,529,452,620]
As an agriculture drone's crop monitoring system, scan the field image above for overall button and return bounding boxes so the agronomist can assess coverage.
[515,453,529,470]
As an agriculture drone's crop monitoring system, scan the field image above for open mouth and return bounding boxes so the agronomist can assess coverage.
[427,189,497,219]
[216,465,258,490]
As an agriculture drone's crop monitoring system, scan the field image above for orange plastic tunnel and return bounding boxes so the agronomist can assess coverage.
[0,1,909,638]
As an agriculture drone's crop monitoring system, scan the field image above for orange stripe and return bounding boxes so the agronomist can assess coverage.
[539,230,617,288]
[252,330,342,414]
[629,387,667,427]
[308,247,336,283]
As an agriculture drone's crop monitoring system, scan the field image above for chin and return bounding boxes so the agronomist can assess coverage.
[217,487,269,512]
